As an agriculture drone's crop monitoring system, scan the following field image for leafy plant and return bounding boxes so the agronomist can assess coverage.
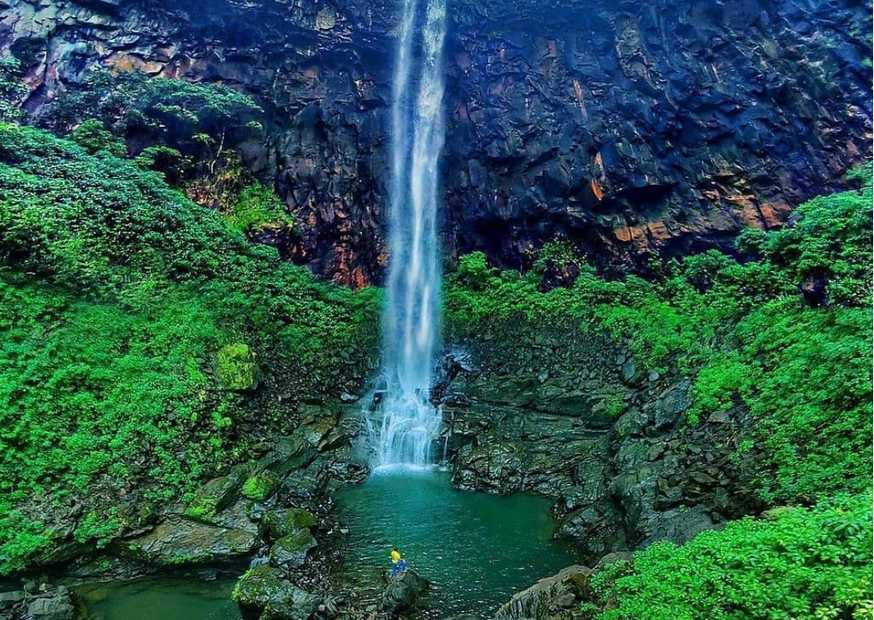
[585,494,873,620]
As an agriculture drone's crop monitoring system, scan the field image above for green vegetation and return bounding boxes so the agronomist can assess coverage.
[46,69,262,163]
[216,343,258,391]
[0,122,378,573]
[446,166,872,505]
[224,182,295,234]
[583,494,872,620]
[447,168,872,619]
[0,57,26,123]
[241,472,278,502]
[68,119,127,157]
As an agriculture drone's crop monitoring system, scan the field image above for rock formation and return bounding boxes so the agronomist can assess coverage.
[1,0,870,284]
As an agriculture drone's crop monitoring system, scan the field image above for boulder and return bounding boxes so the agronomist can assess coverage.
[184,475,241,522]
[26,592,76,620]
[241,471,280,502]
[269,529,317,569]
[120,516,257,566]
[494,565,593,619]
[233,565,320,620]
[262,508,318,540]
[379,570,430,616]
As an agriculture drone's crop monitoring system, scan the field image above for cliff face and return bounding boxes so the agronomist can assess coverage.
[1,0,871,283]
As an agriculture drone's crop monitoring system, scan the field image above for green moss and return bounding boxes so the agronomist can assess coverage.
[183,476,240,522]
[217,343,257,391]
[262,508,317,539]
[241,472,278,501]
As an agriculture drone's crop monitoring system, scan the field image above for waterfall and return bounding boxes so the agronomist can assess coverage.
[371,0,447,468]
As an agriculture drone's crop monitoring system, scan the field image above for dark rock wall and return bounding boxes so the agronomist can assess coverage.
[1,0,871,284]
[443,0,873,272]
[438,326,759,562]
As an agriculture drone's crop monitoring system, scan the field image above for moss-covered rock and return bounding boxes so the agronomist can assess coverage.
[241,471,279,501]
[217,343,257,391]
[269,528,317,569]
[262,508,317,540]
[183,475,240,522]
[120,516,256,566]
[233,565,319,620]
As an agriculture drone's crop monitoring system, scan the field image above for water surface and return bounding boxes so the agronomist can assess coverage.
[77,577,240,620]
[337,469,577,617]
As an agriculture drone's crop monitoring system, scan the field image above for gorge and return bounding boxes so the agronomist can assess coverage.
[0,0,871,619]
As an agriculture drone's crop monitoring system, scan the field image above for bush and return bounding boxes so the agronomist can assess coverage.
[0,122,378,573]
[587,494,873,620]
[69,119,127,157]
[224,182,294,234]
[217,343,258,391]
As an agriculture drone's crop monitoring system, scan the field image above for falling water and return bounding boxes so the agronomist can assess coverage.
[371,0,447,468]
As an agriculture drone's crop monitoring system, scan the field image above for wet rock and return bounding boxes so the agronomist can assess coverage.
[269,529,317,569]
[26,591,76,620]
[184,475,241,522]
[538,259,581,292]
[0,584,76,620]
[494,565,593,620]
[233,565,320,620]
[559,503,628,560]
[120,516,257,566]
[379,570,430,617]
[801,271,829,307]
[640,504,717,548]
[262,508,318,540]
[654,379,692,429]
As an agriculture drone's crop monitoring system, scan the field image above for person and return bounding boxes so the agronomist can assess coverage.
[389,546,407,578]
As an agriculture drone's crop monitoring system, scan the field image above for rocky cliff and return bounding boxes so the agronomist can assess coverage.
[1,0,871,284]
[437,324,758,562]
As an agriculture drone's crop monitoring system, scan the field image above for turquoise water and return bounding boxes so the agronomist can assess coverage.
[77,577,241,620]
[337,469,577,617]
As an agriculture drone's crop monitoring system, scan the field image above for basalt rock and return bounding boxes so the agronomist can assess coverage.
[1,0,870,284]
[379,570,430,617]
[493,565,593,620]
[439,325,759,564]
[118,515,258,567]
[233,565,321,620]
[0,583,75,620]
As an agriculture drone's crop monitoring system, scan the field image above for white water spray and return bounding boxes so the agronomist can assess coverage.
[371,0,447,468]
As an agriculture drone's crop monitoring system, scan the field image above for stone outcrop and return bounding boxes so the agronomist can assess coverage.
[439,324,758,562]
[233,565,321,620]
[118,515,258,566]
[0,583,76,620]
[493,565,593,620]
[1,0,870,284]
[379,570,430,617]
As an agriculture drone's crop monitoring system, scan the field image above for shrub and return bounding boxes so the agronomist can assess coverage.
[224,182,294,234]
[217,343,258,391]
[587,494,873,620]
[69,119,127,157]
[0,122,378,573]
